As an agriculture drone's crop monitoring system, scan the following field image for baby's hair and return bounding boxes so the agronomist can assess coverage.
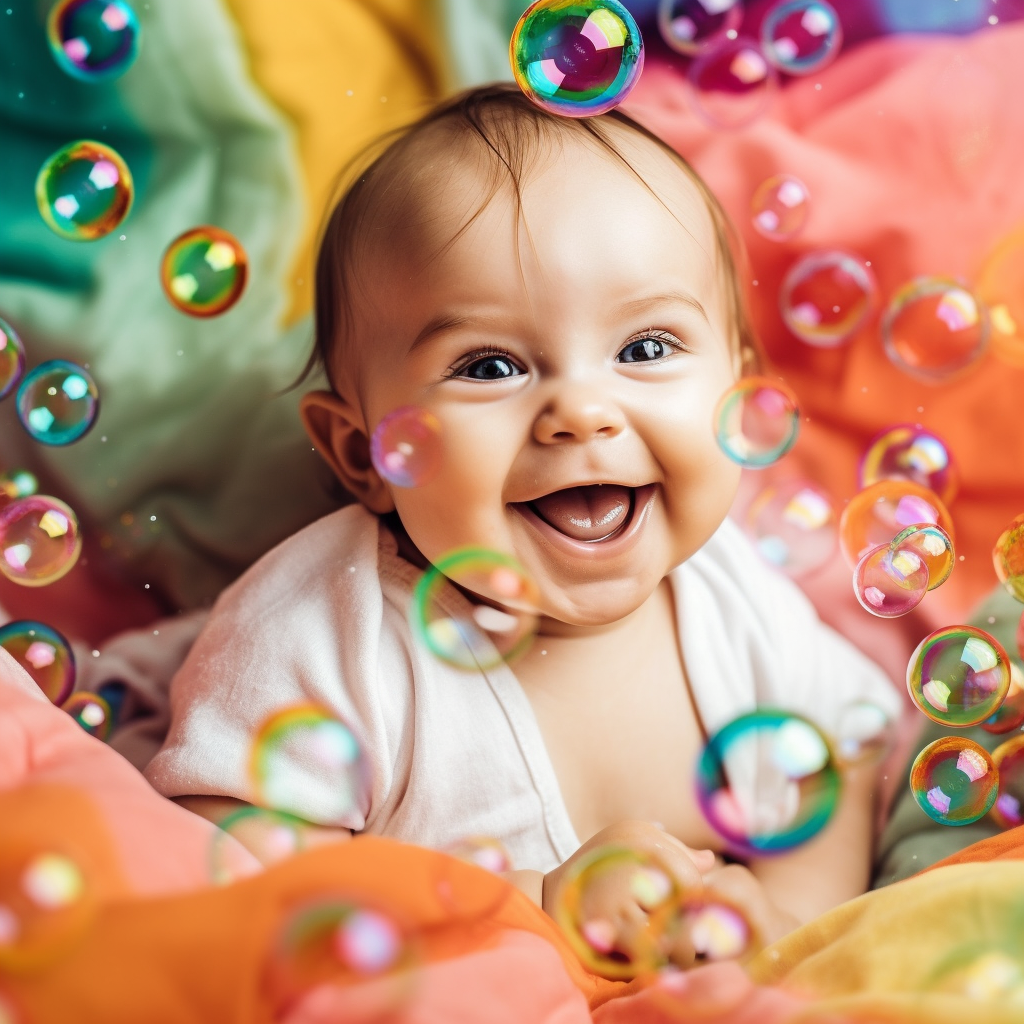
[300,82,762,395]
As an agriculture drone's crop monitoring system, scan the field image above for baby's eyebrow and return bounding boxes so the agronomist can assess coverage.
[408,311,513,354]
[613,289,711,326]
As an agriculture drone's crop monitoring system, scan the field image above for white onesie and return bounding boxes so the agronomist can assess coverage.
[145,504,901,873]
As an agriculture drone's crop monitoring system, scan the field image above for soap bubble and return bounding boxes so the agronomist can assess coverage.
[982,662,1024,736]
[890,523,954,592]
[0,470,38,504]
[689,37,778,130]
[1017,610,1024,661]
[47,0,140,81]
[744,478,836,577]
[695,710,840,856]
[858,424,957,506]
[443,836,513,874]
[161,226,248,317]
[907,626,1011,729]
[760,0,842,75]
[853,542,929,618]
[993,513,1024,603]
[838,479,953,568]
[264,898,416,1019]
[250,705,371,822]
[0,495,82,587]
[36,140,133,241]
[656,0,743,57]
[210,807,305,885]
[713,377,800,468]
[779,250,877,347]
[751,174,810,241]
[991,734,1024,829]
[682,892,757,962]
[0,317,25,401]
[16,360,99,446]
[976,224,1024,370]
[509,0,644,117]
[0,850,95,971]
[882,277,989,383]
[410,547,539,671]
[0,620,76,706]
[910,736,998,826]
[370,406,442,488]
[833,700,894,767]
[553,845,688,979]
[61,691,114,740]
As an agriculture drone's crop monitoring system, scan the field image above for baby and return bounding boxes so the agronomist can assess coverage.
[146,83,900,966]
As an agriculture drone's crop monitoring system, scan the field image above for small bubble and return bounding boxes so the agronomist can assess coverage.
[346,90,353,96]
[814,83,822,90]
[726,29,737,39]
[752,279,759,286]
[349,566,356,573]
[92,650,100,658]
[989,15,999,24]
[177,350,183,356]
[153,630,159,636]
[17,91,24,98]
[100,436,107,442]
[119,234,126,240]
[149,515,156,521]
[144,583,150,589]
[959,555,965,561]
[541,649,547,655]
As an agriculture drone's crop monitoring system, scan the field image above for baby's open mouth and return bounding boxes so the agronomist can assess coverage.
[523,483,635,542]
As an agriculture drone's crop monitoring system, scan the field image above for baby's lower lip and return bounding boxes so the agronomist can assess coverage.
[508,484,657,561]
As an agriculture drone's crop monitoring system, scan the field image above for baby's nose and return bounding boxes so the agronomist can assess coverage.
[532,382,626,444]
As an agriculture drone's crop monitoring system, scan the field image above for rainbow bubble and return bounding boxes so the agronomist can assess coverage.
[838,479,953,569]
[46,0,140,82]
[0,495,82,588]
[760,0,843,76]
[410,547,539,671]
[991,734,1024,829]
[61,691,113,741]
[910,736,998,826]
[853,542,929,618]
[36,140,133,241]
[16,360,99,446]
[0,620,75,705]
[780,250,877,347]
[553,844,687,980]
[161,226,248,317]
[882,277,989,383]
[907,626,1010,729]
[695,710,840,856]
[833,700,895,767]
[0,316,26,401]
[745,478,835,578]
[751,174,810,242]
[509,0,644,117]
[982,662,1024,736]
[250,705,370,822]
[682,892,758,962]
[210,807,305,885]
[370,406,442,489]
[993,513,1024,603]
[714,376,800,468]
[890,523,954,592]
[689,37,778,130]
[858,424,957,506]
[0,470,39,503]
[443,836,513,874]
[656,0,743,57]
[0,849,95,972]
[264,898,415,1017]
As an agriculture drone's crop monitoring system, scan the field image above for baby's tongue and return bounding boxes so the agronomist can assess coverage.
[529,484,632,541]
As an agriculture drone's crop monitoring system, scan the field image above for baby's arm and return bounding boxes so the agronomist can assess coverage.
[176,795,353,865]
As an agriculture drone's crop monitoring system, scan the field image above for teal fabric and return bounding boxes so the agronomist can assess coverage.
[437,0,530,87]
[0,0,336,609]
[874,586,1024,887]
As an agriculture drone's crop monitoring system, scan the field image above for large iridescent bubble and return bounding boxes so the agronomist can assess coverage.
[47,0,140,82]
[161,227,248,318]
[993,513,1024,603]
[36,140,133,241]
[858,424,957,506]
[780,250,876,347]
[0,496,82,587]
[510,0,644,117]
[910,736,998,826]
[657,0,743,57]
[0,620,76,705]
[713,377,800,468]
[689,37,778,130]
[760,0,843,76]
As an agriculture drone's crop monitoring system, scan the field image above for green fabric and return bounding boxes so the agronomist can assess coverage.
[437,0,530,87]
[874,586,1024,888]
[0,0,336,609]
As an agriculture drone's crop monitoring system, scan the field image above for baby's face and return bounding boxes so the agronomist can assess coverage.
[343,130,742,628]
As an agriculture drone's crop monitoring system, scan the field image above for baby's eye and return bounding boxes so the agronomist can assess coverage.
[617,333,682,363]
[453,352,525,381]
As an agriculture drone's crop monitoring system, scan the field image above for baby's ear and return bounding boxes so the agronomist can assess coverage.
[299,391,396,514]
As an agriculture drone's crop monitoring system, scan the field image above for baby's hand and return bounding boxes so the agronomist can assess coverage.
[698,862,801,949]
[543,820,716,976]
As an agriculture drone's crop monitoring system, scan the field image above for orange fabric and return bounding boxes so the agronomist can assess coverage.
[626,27,1024,623]
[926,824,1024,872]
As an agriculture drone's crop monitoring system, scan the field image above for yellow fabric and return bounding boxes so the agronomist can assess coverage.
[221,0,452,324]
[749,861,1024,1022]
